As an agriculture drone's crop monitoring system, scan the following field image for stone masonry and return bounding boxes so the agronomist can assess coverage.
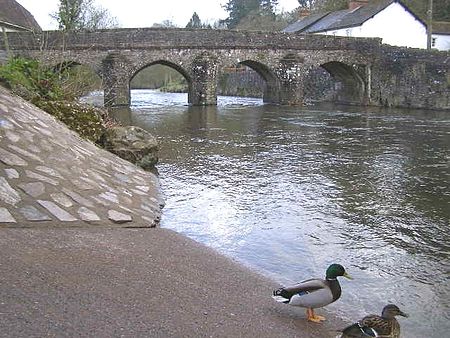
[1,28,448,110]
[0,86,163,227]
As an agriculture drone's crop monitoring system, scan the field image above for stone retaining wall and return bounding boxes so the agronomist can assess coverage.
[0,86,163,227]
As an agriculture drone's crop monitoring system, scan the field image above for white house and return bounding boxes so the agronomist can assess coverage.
[283,0,449,51]
[432,22,450,51]
[0,0,41,33]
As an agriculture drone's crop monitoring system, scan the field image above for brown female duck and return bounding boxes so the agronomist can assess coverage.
[340,304,408,337]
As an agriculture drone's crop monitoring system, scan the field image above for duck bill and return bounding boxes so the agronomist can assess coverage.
[399,311,409,317]
[343,272,353,280]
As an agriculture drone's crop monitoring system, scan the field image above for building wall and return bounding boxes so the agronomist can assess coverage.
[433,34,450,51]
[319,3,428,49]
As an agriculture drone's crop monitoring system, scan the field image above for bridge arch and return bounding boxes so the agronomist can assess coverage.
[241,60,280,103]
[319,61,366,105]
[52,60,98,73]
[49,60,103,100]
[52,60,80,72]
[130,60,192,102]
[46,52,104,75]
[52,60,103,81]
[221,59,280,103]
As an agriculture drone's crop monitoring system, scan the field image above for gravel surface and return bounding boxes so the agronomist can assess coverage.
[0,227,346,337]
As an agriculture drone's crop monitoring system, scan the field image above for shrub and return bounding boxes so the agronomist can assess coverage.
[0,56,106,142]
[0,56,64,101]
[34,100,105,143]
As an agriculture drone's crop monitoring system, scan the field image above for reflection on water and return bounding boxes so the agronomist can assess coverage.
[124,89,448,337]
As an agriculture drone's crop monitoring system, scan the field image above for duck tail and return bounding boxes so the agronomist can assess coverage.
[272,287,291,303]
[272,295,290,303]
[340,323,378,337]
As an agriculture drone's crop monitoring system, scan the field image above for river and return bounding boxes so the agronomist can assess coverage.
[101,89,449,337]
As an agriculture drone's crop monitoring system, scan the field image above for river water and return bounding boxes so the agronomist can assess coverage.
[107,89,448,337]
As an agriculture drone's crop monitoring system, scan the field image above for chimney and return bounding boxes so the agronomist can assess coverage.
[348,1,369,10]
[297,8,311,19]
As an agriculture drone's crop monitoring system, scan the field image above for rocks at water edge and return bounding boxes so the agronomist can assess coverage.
[99,126,159,171]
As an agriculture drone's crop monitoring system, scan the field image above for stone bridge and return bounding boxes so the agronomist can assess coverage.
[1,28,449,110]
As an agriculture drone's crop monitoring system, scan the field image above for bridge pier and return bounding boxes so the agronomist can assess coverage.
[276,60,307,105]
[278,82,304,105]
[189,53,219,106]
[102,53,131,108]
[262,87,280,104]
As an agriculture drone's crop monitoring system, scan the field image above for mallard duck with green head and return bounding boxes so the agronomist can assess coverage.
[339,304,408,337]
[272,263,352,323]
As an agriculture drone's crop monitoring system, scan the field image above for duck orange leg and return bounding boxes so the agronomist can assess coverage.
[306,308,326,323]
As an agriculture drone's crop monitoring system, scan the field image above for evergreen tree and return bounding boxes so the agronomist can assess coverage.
[222,0,279,28]
[222,0,257,28]
[314,0,347,12]
[402,0,450,21]
[434,0,450,21]
[296,0,346,12]
[261,0,279,16]
[186,12,203,28]
[297,0,315,9]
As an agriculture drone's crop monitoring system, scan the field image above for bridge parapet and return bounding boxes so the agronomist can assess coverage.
[1,28,382,52]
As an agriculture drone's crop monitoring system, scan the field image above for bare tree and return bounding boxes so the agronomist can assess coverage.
[151,20,177,28]
[51,0,119,31]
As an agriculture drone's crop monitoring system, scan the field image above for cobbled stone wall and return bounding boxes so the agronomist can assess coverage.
[0,87,163,227]
[371,46,450,109]
[1,28,448,110]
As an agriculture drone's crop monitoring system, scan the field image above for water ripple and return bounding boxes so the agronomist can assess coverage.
[126,90,450,338]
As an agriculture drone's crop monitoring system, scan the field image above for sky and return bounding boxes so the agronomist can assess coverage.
[16,0,300,30]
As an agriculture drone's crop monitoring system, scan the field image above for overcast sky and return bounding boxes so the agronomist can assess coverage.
[16,0,300,30]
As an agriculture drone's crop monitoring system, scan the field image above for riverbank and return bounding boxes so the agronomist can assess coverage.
[0,88,347,336]
[0,86,162,227]
[0,227,346,337]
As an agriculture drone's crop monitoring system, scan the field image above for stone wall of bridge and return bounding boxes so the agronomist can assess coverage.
[1,28,379,51]
[371,47,449,110]
[13,47,372,107]
[0,28,448,110]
